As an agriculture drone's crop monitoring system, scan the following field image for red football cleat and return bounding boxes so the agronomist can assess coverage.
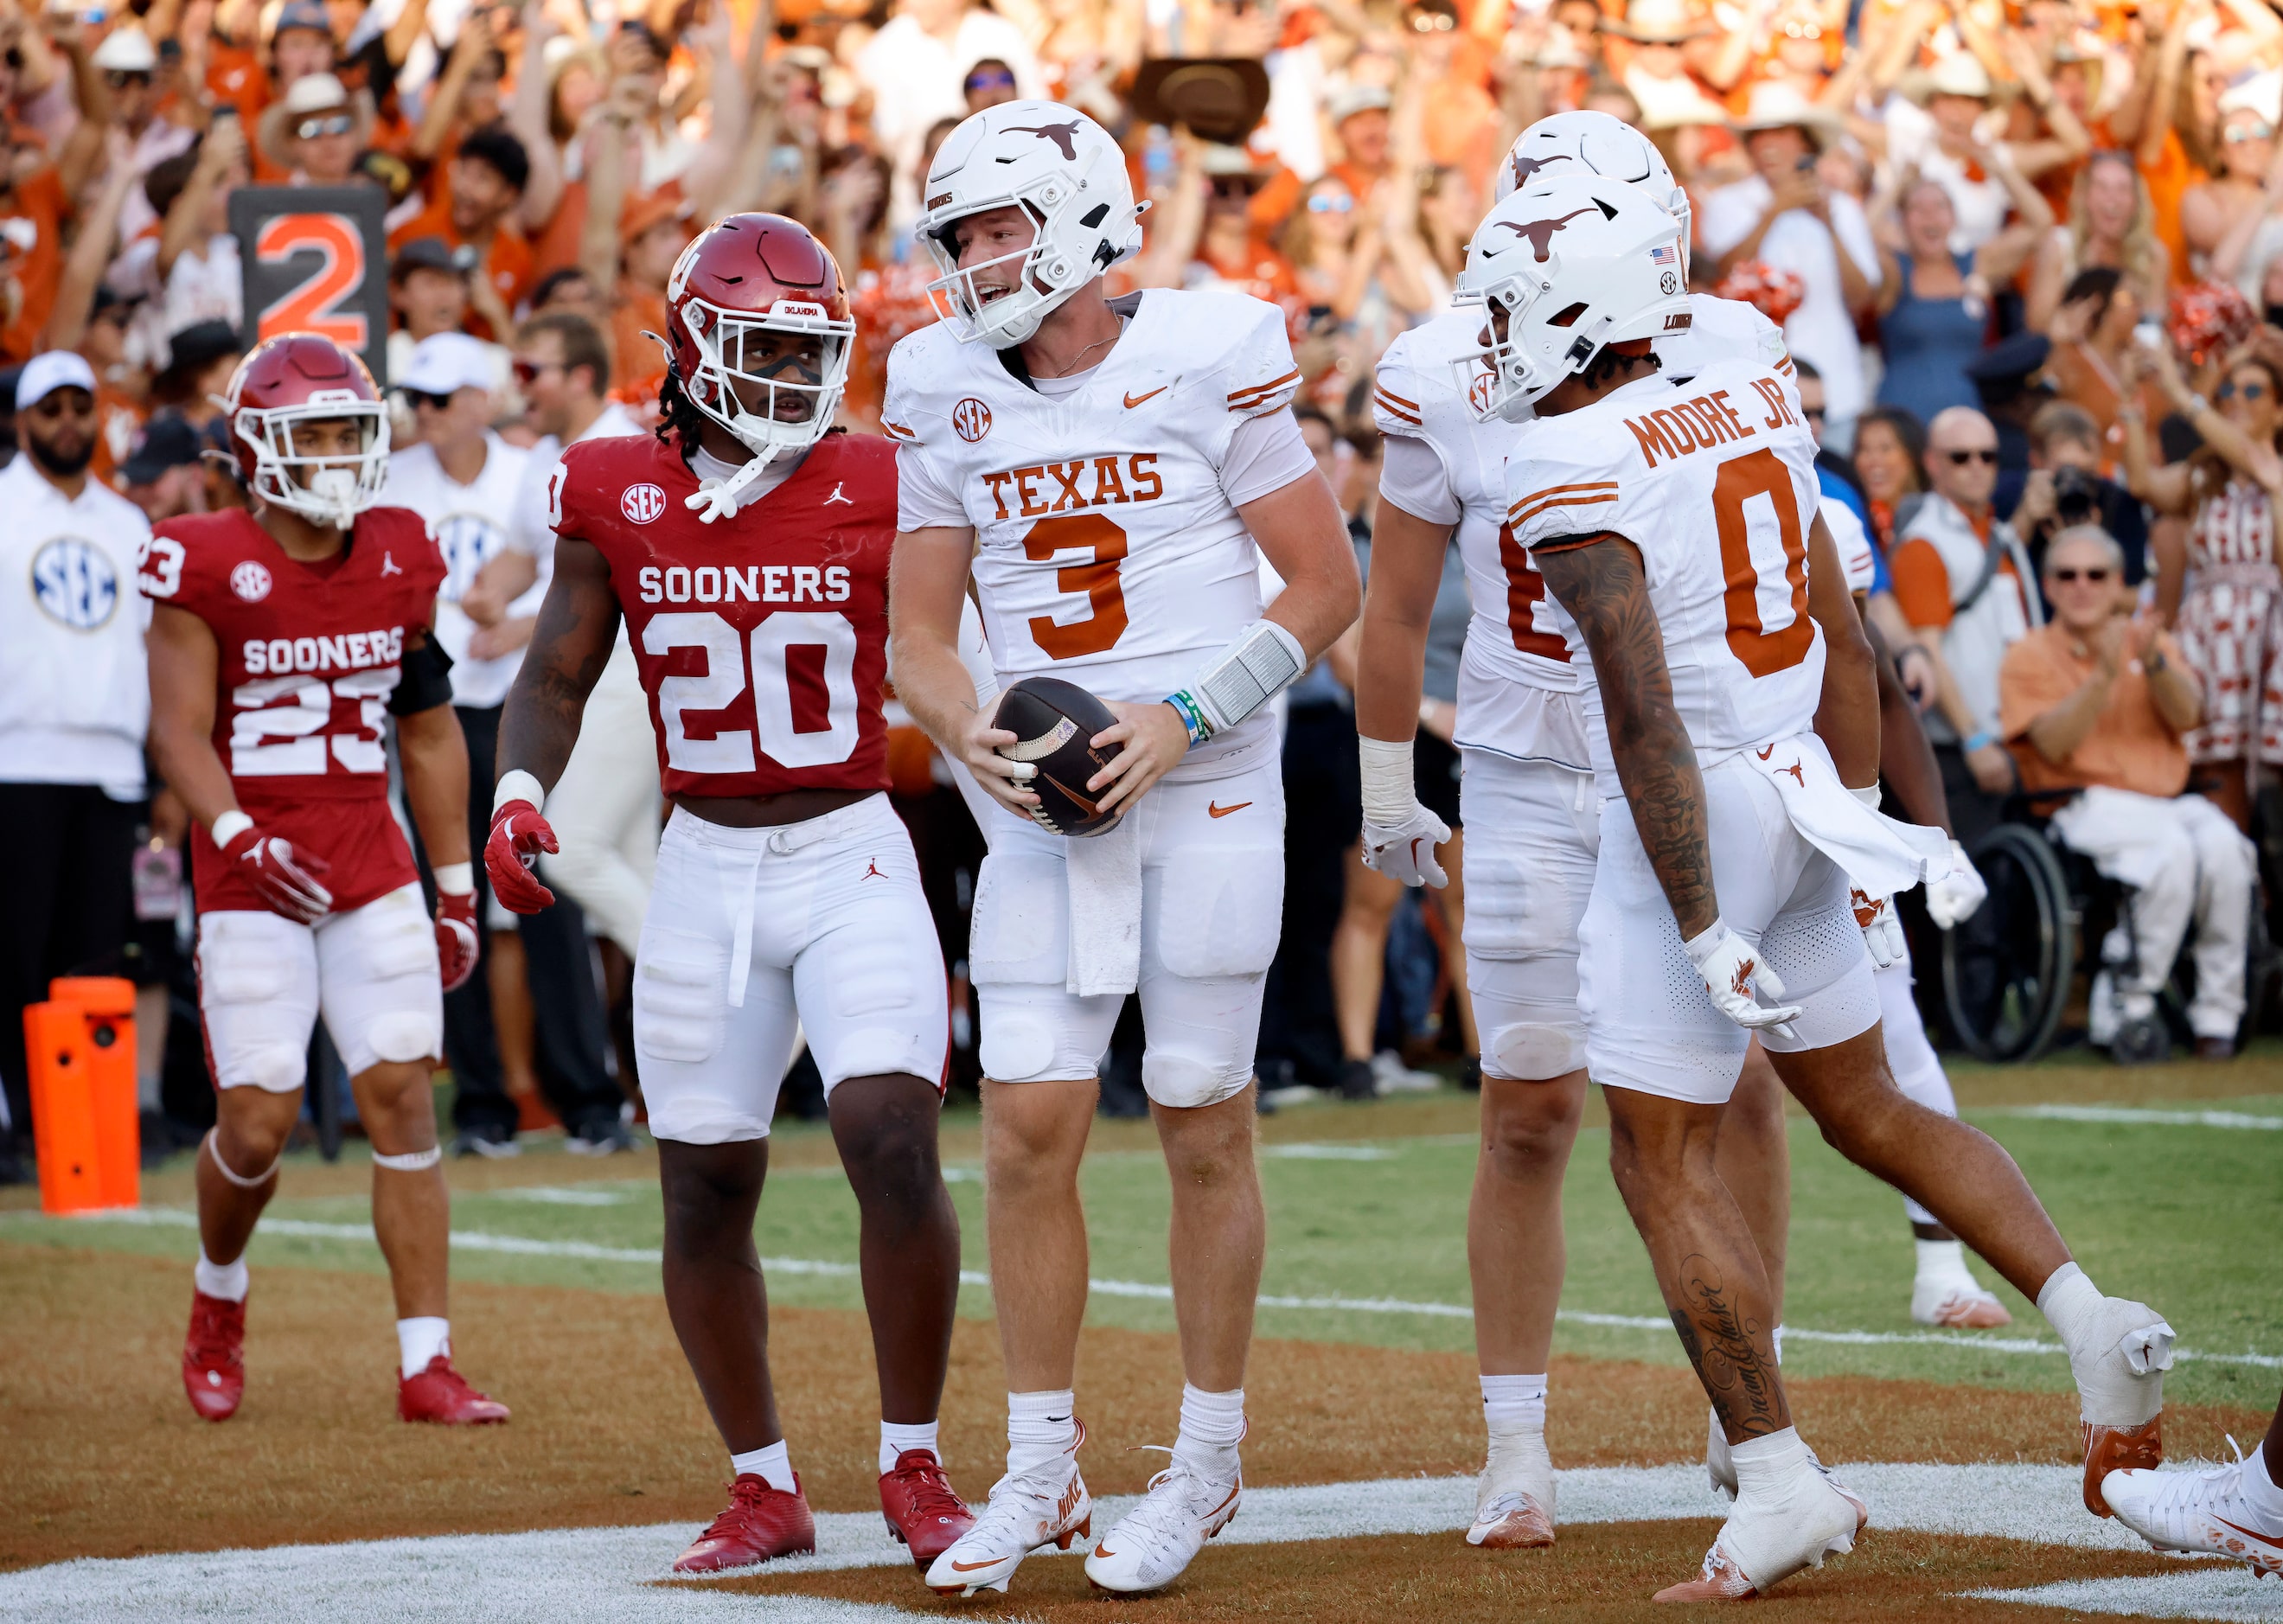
[880,1448,975,1569]
[397,1354,510,1424]
[675,1474,818,1573]
[182,1289,246,1422]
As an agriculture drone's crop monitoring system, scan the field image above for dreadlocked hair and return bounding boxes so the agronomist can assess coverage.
[655,366,707,456]
[1580,340,1660,390]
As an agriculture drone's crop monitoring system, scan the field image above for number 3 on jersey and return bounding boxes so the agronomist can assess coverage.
[1714,446,1812,678]
[1023,512,1129,659]
[644,611,860,771]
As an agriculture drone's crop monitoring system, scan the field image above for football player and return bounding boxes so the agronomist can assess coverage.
[485,214,972,1577]
[140,333,506,1428]
[1357,112,1813,1546]
[886,102,1359,1596]
[1491,175,2176,1599]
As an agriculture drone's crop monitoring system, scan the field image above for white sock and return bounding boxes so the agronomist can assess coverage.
[1729,1426,1811,1506]
[1007,1389,1078,1478]
[731,1440,796,1494]
[1915,1237,1973,1283]
[1771,1323,1785,1365]
[1173,1384,1245,1480]
[2035,1262,2106,1365]
[2242,1442,2283,1525]
[195,1249,249,1303]
[396,1316,450,1378]
[1480,1373,1547,1442]
[880,1419,941,1475]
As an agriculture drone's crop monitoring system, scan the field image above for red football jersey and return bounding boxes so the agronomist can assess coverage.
[553,432,895,801]
[139,505,447,914]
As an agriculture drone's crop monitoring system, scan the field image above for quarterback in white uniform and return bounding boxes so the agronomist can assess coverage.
[1490,173,2177,1602]
[1361,112,1813,1546]
[887,101,1359,1598]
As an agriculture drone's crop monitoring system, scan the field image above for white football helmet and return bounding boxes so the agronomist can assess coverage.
[1497,110,1693,278]
[1453,174,1690,423]
[915,100,1143,349]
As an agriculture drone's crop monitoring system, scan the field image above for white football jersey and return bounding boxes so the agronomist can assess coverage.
[1505,354,1825,792]
[1372,294,1791,771]
[886,287,1301,758]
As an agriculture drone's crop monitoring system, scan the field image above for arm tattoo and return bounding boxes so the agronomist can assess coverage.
[1668,1252,1788,1441]
[1536,536,1720,939]
[497,538,623,790]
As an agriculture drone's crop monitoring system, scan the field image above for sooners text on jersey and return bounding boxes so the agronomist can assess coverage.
[553,432,895,799]
[138,505,445,913]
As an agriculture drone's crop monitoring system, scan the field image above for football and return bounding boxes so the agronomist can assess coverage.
[993,675,1125,837]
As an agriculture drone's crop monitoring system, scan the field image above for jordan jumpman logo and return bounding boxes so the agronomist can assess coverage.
[380,551,404,576]
[824,483,854,506]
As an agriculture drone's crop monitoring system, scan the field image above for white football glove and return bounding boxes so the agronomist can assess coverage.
[1851,886,1907,969]
[1924,839,1988,930]
[1682,919,1803,1040]
[1361,804,1453,888]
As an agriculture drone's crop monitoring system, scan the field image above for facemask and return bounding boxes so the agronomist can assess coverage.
[310,465,359,520]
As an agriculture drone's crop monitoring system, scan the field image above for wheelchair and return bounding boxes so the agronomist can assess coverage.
[1940,790,2276,1063]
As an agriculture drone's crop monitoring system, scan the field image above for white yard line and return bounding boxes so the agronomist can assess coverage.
[1996,1105,2283,1132]
[19,1206,2282,1371]
[1976,1571,2283,1621]
[0,1463,2244,1624]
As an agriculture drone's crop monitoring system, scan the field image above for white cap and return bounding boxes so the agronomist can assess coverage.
[283,71,351,116]
[399,331,495,398]
[92,27,158,73]
[16,349,99,410]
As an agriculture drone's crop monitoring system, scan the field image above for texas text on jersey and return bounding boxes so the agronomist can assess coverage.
[1506,353,1826,792]
[138,503,446,913]
[550,430,896,799]
[883,286,1301,744]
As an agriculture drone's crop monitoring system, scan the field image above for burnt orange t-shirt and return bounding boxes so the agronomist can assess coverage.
[1886,510,2024,630]
[0,166,69,365]
[1998,621,2190,797]
[92,383,148,488]
[611,278,669,406]
[388,197,534,336]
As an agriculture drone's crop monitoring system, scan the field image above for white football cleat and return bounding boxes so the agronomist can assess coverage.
[923,1423,1091,1597]
[1912,1276,2013,1328]
[1654,1463,1865,1602]
[1468,1430,1556,1548]
[2102,1447,2283,1577]
[1083,1455,1240,1595]
[2070,1297,2176,1516]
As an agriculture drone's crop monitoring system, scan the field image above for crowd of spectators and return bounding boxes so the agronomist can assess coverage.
[9,0,2283,1176]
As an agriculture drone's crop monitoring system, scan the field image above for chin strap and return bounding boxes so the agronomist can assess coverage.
[685,443,785,525]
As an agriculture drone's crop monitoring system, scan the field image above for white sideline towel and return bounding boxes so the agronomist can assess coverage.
[1743,732,1953,898]
[1065,814,1142,997]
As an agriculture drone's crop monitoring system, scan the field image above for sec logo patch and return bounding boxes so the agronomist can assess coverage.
[1659,270,1679,295]
[31,537,118,629]
[952,398,992,443]
[229,559,272,602]
[622,483,668,524]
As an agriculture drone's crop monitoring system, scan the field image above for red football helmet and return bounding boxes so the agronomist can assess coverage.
[221,333,391,527]
[665,214,854,469]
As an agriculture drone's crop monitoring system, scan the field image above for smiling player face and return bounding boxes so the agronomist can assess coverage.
[950,205,1039,308]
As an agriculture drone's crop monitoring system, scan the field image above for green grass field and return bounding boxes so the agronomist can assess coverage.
[6,1078,2276,1410]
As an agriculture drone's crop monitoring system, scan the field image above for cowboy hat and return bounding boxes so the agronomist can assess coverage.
[1733,78,1845,150]
[1608,0,1711,43]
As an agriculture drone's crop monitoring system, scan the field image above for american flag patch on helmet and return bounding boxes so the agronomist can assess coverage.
[1650,244,1679,265]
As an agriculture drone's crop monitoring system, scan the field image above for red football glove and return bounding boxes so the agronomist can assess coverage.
[220,822,333,923]
[435,888,479,992]
[485,801,559,913]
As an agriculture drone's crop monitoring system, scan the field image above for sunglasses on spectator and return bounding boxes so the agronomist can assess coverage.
[1409,9,1456,29]
[405,389,456,412]
[106,70,152,90]
[2050,566,2112,584]
[511,357,560,386]
[1782,19,1823,37]
[297,113,356,140]
[964,67,1016,90]
[1945,447,2000,464]
[1308,192,1354,213]
[2227,121,2275,143]
[2219,380,2268,400]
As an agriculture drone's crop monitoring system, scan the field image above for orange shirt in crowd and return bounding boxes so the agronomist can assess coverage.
[91,384,147,488]
[1885,508,2025,630]
[0,166,69,365]
[611,278,670,406]
[388,196,535,333]
[1998,620,2190,797]
[2139,128,2201,288]
[207,42,270,125]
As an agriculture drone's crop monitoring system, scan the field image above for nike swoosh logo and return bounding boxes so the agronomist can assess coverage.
[2213,1516,2283,1547]
[1755,745,1775,759]
[1123,387,1168,409]
[949,1557,1004,1571]
[1208,801,1252,818]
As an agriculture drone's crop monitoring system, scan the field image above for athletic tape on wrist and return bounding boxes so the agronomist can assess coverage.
[433,862,474,895]
[1357,733,1419,826]
[493,770,547,819]
[1187,621,1307,734]
[372,1145,443,1173]
[210,809,253,848]
[203,1128,282,1189]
